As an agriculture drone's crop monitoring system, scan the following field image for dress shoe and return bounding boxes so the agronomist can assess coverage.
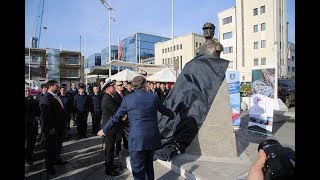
[54,160,68,165]
[47,168,56,175]
[105,168,124,176]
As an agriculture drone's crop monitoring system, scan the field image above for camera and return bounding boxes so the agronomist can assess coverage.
[258,139,295,180]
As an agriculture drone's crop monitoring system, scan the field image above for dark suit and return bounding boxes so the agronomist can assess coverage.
[113,91,128,155]
[68,88,78,124]
[101,93,121,173]
[59,94,73,138]
[25,96,40,163]
[102,89,175,180]
[40,92,66,171]
[90,92,103,135]
[35,92,46,127]
[74,94,91,137]
[157,88,168,104]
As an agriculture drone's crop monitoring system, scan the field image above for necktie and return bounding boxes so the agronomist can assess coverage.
[54,94,64,108]
[120,93,123,98]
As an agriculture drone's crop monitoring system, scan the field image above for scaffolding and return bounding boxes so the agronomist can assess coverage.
[60,50,84,86]
[25,48,84,86]
[25,48,47,79]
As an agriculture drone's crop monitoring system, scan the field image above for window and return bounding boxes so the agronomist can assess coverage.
[165,48,167,53]
[174,46,175,51]
[180,44,182,49]
[170,47,172,51]
[31,55,37,63]
[177,45,179,50]
[253,8,258,16]
[180,57,182,70]
[261,57,266,65]
[228,61,233,68]
[162,49,164,53]
[223,46,233,54]
[199,43,202,46]
[292,56,294,61]
[242,76,245,81]
[261,40,266,48]
[261,23,266,31]
[222,16,232,25]
[254,58,259,66]
[223,32,232,39]
[288,66,290,71]
[292,67,295,72]
[254,24,258,32]
[196,42,198,47]
[261,6,265,14]
[254,41,259,49]
[162,59,164,65]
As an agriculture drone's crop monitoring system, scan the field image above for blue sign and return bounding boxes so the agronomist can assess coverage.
[226,70,241,129]
[129,34,136,44]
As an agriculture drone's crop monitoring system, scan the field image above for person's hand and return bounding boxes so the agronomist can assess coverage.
[49,128,55,135]
[247,149,267,180]
[97,130,105,137]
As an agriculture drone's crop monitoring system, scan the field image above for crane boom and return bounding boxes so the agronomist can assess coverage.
[32,0,46,48]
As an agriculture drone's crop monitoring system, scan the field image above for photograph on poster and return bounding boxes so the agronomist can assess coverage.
[248,94,274,133]
[251,69,275,98]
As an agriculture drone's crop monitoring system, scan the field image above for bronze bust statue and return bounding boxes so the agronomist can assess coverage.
[196,22,223,58]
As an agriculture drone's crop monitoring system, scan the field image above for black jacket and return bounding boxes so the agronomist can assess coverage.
[59,94,73,115]
[74,94,91,113]
[40,93,67,133]
[90,93,103,112]
[25,96,40,124]
[101,93,120,134]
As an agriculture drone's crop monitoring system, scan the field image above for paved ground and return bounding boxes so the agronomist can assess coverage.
[25,106,295,179]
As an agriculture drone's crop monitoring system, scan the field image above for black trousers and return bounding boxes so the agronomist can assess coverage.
[25,122,38,162]
[65,113,71,131]
[116,130,128,153]
[91,111,102,135]
[104,133,117,173]
[44,131,64,170]
[76,112,88,137]
[130,150,154,180]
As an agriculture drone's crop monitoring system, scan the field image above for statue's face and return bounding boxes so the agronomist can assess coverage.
[203,27,214,39]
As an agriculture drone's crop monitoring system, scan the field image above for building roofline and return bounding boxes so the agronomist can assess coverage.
[218,6,236,15]
[134,32,171,39]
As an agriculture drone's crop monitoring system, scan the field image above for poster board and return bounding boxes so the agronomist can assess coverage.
[226,70,241,129]
[248,68,275,134]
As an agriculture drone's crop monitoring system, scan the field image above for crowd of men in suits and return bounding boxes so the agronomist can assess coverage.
[25,78,173,177]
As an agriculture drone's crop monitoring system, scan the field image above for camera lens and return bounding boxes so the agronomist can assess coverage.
[257,139,295,180]
[258,139,280,152]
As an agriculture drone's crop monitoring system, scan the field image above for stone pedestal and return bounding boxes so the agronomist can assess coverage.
[185,79,237,157]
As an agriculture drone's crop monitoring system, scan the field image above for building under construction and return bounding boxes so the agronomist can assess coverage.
[25,48,84,87]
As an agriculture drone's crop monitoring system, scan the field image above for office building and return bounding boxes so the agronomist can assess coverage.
[218,0,288,82]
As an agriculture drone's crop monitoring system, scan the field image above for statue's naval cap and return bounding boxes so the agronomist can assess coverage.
[202,22,215,29]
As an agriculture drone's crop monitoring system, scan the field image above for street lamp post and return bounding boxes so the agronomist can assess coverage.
[100,0,114,78]
[172,0,177,79]
[29,37,32,86]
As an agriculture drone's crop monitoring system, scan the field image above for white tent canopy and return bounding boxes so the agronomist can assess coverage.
[146,68,177,82]
[109,69,141,82]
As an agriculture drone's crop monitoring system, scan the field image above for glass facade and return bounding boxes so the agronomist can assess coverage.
[46,48,60,81]
[120,33,170,63]
[101,45,118,66]
[101,45,121,70]
[87,53,101,68]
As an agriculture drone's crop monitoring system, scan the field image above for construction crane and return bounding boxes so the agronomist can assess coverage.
[32,0,46,48]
